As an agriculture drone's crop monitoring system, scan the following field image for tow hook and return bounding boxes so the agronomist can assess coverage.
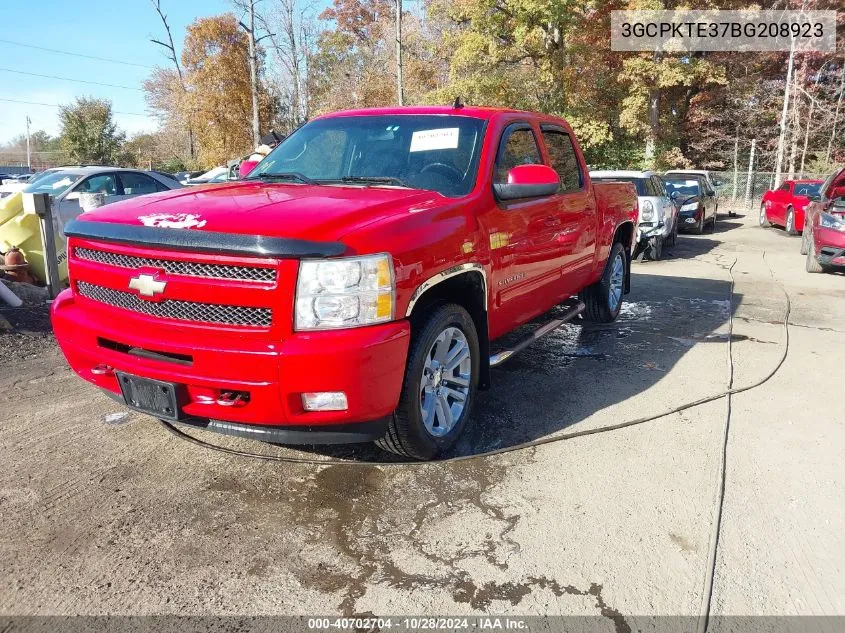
[216,391,249,408]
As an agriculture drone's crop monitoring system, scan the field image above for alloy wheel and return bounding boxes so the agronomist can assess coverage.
[608,252,624,312]
[419,327,472,437]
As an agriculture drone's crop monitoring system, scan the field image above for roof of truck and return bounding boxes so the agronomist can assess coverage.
[317,105,536,120]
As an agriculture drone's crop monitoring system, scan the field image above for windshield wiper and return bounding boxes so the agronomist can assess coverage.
[339,176,412,189]
[249,172,317,185]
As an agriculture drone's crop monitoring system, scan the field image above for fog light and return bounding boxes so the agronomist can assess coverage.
[685,217,696,224]
[302,391,348,411]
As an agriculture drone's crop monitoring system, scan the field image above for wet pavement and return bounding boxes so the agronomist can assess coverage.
[1,212,843,624]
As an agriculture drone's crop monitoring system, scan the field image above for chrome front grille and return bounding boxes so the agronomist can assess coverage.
[77,281,272,328]
[74,247,276,283]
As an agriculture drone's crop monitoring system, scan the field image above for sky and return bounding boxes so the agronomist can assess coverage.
[0,0,237,145]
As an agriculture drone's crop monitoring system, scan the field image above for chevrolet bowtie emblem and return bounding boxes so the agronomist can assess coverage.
[128,274,167,298]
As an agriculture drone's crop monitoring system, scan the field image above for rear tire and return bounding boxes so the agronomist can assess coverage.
[800,228,810,255]
[759,204,770,228]
[580,242,626,323]
[785,207,798,236]
[376,304,479,460]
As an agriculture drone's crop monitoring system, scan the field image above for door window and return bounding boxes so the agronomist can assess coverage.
[541,128,582,192]
[494,125,542,184]
[778,183,790,191]
[75,174,118,196]
[120,172,169,195]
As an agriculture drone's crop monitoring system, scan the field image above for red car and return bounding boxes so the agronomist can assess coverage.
[802,167,845,273]
[51,105,637,460]
[760,179,824,235]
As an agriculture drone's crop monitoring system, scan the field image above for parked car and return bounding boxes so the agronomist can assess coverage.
[19,167,182,239]
[184,167,230,186]
[174,170,204,184]
[759,179,823,235]
[801,167,845,273]
[51,105,638,460]
[664,169,725,214]
[662,174,718,234]
[591,170,677,260]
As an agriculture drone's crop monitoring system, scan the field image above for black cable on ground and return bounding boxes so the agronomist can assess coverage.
[159,251,791,469]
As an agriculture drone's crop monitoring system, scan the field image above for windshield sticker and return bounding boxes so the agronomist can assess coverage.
[410,128,460,152]
[138,213,207,229]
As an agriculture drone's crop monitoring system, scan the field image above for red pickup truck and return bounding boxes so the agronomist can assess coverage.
[52,106,637,459]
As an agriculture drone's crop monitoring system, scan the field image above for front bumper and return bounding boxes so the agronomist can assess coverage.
[813,227,845,267]
[637,221,671,242]
[51,289,411,434]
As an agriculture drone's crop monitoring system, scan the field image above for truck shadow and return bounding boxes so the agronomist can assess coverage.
[292,271,738,463]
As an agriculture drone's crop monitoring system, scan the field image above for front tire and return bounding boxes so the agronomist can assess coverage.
[695,212,705,235]
[580,241,626,323]
[805,236,825,274]
[759,204,770,228]
[376,304,479,460]
[785,207,798,236]
[800,228,810,255]
[645,235,663,261]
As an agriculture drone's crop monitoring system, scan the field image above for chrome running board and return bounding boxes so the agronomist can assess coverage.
[489,300,586,367]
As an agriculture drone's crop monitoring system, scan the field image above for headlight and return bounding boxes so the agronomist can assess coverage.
[820,213,845,232]
[295,253,394,330]
[641,200,654,221]
[680,202,699,212]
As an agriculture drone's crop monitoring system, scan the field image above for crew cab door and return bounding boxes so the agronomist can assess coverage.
[487,122,567,331]
[539,124,596,293]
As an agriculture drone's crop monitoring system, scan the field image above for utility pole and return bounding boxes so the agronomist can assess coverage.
[774,40,795,188]
[731,131,739,203]
[25,116,31,170]
[744,139,756,213]
[395,0,404,106]
[245,0,261,146]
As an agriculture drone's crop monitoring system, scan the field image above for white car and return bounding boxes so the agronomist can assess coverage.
[590,170,678,260]
[18,167,182,239]
[184,166,231,186]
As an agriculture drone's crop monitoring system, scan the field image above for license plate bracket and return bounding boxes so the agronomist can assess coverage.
[116,372,186,421]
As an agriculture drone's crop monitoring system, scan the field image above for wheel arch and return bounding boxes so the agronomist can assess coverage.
[405,264,491,389]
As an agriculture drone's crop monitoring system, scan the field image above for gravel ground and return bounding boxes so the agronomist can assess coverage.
[0,213,843,629]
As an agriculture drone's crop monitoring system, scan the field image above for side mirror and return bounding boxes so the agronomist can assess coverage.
[670,190,679,200]
[494,164,560,201]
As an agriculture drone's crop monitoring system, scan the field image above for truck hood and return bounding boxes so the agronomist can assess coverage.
[79,181,447,243]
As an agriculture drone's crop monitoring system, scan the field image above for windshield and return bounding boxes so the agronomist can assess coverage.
[591,177,646,196]
[249,115,486,197]
[663,178,702,198]
[794,183,822,198]
[23,171,82,196]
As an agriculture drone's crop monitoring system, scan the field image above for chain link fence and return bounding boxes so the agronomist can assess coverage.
[711,170,830,211]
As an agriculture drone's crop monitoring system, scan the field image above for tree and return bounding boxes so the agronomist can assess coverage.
[149,0,195,161]
[145,13,277,168]
[58,97,126,165]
